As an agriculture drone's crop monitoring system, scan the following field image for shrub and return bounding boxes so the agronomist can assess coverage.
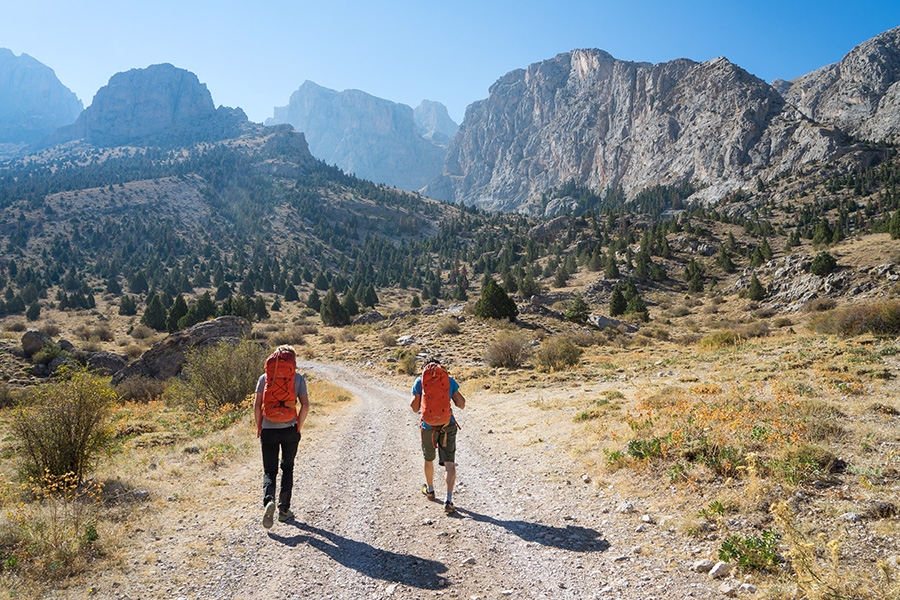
[564,294,590,323]
[10,367,116,481]
[484,332,532,369]
[0,382,21,409]
[396,351,418,375]
[180,340,268,411]
[698,330,738,349]
[810,252,837,276]
[474,279,518,321]
[807,299,900,336]
[803,297,836,312]
[114,375,165,402]
[535,335,582,371]
[437,317,461,335]
[40,322,61,337]
[130,324,156,340]
[269,327,308,347]
[719,530,782,571]
[379,331,398,347]
[4,321,27,332]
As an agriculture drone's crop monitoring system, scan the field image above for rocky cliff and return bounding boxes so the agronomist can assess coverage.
[266,81,451,192]
[46,63,248,148]
[778,26,900,144]
[414,99,458,145]
[0,49,82,149]
[425,49,856,215]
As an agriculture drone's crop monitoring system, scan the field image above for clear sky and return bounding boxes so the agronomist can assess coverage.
[2,0,899,124]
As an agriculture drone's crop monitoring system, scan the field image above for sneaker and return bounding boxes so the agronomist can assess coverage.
[262,501,276,529]
[278,508,294,522]
[443,501,455,514]
[421,484,435,501]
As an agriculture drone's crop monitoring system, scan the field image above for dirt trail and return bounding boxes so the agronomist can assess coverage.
[49,361,723,599]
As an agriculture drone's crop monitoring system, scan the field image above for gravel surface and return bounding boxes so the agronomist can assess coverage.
[47,361,728,599]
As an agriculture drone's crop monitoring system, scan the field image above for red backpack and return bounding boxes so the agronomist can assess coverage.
[420,362,451,426]
[262,349,297,423]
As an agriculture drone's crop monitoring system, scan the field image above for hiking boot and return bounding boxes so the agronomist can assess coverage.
[443,501,455,514]
[262,501,276,529]
[421,484,435,501]
[278,508,294,522]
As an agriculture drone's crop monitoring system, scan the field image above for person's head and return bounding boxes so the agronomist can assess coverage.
[275,345,296,356]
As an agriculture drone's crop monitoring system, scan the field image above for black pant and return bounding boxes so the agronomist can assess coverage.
[260,426,301,511]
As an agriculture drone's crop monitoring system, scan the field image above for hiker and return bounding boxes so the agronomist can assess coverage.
[410,360,466,514]
[254,345,309,529]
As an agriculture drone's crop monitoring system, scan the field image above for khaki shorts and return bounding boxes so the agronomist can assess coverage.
[420,421,457,465]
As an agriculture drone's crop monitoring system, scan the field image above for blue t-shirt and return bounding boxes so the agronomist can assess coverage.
[412,376,459,428]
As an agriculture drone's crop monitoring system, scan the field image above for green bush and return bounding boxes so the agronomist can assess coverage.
[719,530,782,571]
[474,279,518,321]
[810,252,837,277]
[808,299,900,336]
[485,332,532,369]
[535,335,582,371]
[180,340,268,411]
[10,368,116,481]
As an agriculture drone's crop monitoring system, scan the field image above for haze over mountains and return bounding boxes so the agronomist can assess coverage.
[1,26,899,212]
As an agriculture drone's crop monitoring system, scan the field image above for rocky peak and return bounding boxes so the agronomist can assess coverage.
[266,81,447,192]
[414,100,458,145]
[426,49,847,215]
[780,26,900,143]
[46,63,247,148]
[0,48,82,149]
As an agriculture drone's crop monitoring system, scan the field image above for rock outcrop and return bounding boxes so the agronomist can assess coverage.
[46,63,248,148]
[414,100,459,145]
[425,49,856,215]
[0,49,82,151]
[111,316,252,384]
[779,26,900,144]
[266,81,452,192]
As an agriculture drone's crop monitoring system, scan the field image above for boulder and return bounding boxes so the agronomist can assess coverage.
[111,316,252,385]
[21,330,50,357]
[352,311,386,325]
[86,351,128,376]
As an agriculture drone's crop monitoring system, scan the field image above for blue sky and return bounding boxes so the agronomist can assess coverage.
[2,0,899,124]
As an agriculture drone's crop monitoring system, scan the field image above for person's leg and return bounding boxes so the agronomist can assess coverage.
[445,461,456,498]
[421,426,437,497]
[260,429,280,506]
[278,428,301,512]
[437,423,458,508]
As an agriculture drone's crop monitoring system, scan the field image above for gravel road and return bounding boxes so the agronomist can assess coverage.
[49,361,726,599]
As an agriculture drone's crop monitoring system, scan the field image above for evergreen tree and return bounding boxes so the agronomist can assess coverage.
[410,294,422,308]
[284,284,299,302]
[342,290,360,317]
[320,290,349,326]
[306,289,322,311]
[314,272,330,291]
[119,295,138,316]
[604,248,620,279]
[254,296,269,321]
[473,279,518,321]
[748,274,766,301]
[141,294,167,331]
[166,294,189,332]
[609,287,627,316]
[565,294,590,323]
[552,265,569,288]
[363,284,379,308]
[25,301,40,321]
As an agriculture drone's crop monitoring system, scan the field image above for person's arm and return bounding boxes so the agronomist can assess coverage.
[296,393,310,432]
[410,393,422,413]
[254,380,264,436]
[452,389,466,409]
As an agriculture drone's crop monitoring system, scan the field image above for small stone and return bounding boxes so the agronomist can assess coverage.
[738,583,759,595]
[691,559,715,573]
[461,557,476,565]
[709,562,731,579]
[840,512,863,523]
[641,514,654,523]
[582,473,591,484]
[618,501,635,514]
[718,580,739,596]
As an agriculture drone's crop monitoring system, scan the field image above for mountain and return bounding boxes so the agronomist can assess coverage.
[266,81,452,192]
[45,63,249,148]
[425,50,865,215]
[776,26,900,144]
[0,49,82,152]
[414,99,458,145]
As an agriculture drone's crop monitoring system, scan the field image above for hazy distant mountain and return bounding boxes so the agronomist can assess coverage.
[425,50,859,215]
[777,25,900,144]
[46,63,249,148]
[266,81,454,192]
[414,100,458,145]
[0,48,82,151]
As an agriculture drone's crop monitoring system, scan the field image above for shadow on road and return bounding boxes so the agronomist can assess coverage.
[268,521,450,590]
[454,507,610,552]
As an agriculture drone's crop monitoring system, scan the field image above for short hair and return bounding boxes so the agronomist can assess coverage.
[275,345,296,355]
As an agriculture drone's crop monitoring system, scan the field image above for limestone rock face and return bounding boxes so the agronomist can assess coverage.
[414,100,459,145]
[781,26,900,144]
[0,49,82,148]
[48,63,248,148]
[266,81,452,192]
[111,316,252,384]
[425,50,852,215]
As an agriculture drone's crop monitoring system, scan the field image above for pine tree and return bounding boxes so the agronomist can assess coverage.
[473,279,518,321]
[306,289,322,312]
[609,287,626,317]
[320,290,349,326]
[141,294,167,331]
[166,294,189,332]
[565,294,590,323]
[342,290,359,317]
[748,274,766,301]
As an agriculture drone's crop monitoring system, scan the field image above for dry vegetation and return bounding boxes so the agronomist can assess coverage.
[2,231,900,598]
